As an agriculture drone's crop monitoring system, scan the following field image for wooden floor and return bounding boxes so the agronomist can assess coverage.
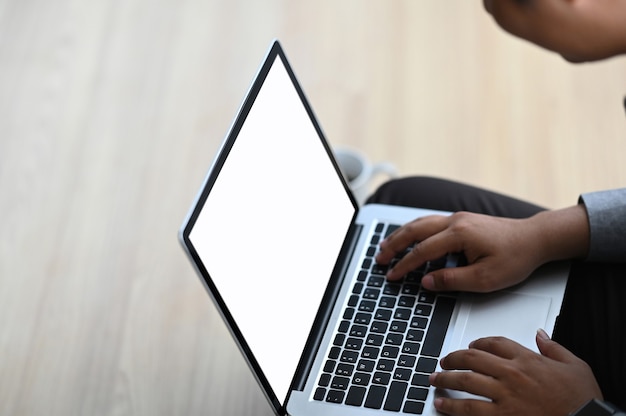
[2,1,625,415]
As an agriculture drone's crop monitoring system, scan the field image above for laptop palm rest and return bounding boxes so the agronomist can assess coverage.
[459,291,551,352]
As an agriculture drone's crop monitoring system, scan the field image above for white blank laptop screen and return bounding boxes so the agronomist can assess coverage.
[189,56,356,402]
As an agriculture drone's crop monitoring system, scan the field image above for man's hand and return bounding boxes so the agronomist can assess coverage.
[428,331,603,416]
[375,205,589,293]
[376,212,543,292]
[483,0,626,62]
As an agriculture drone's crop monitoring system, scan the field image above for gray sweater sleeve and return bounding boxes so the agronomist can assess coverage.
[579,188,626,262]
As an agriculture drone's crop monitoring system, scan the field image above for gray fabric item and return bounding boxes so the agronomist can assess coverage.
[579,188,626,262]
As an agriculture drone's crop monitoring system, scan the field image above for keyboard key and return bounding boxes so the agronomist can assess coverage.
[338,320,350,333]
[376,358,395,372]
[326,389,345,404]
[364,385,386,409]
[378,296,396,308]
[313,387,326,401]
[406,329,424,342]
[328,346,341,359]
[410,317,428,329]
[372,371,391,385]
[416,357,438,373]
[349,324,368,338]
[411,373,430,387]
[375,223,384,233]
[385,333,403,346]
[362,258,372,270]
[414,304,433,317]
[385,224,400,237]
[359,300,376,312]
[331,376,350,390]
[370,320,389,334]
[361,346,379,359]
[352,372,371,386]
[366,246,377,257]
[399,295,416,308]
[418,291,436,304]
[371,263,388,275]
[348,295,359,307]
[394,308,412,320]
[383,284,401,296]
[319,373,331,387]
[368,276,385,287]
[405,271,423,283]
[345,386,367,406]
[374,308,392,321]
[390,320,408,333]
[398,354,416,368]
[340,350,358,364]
[402,284,420,295]
[345,337,363,350]
[363,288,380,300]
[403,400,426,414]
[343,307,355,320]
[333,333,345,346]
[357,359,375,372]
[354,312,371,325]
[324,360,336,373]
[393,367,412,381]
[381,346,399,359]
[383,381,408,411]
[335,363,354,377]
[357,270,368,281]
[402,342,421,355]
[407,387,429,401]
[422,296,456,357]
[365,333,384,346]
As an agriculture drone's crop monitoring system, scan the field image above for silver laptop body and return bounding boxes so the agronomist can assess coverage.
[179,40,569,416]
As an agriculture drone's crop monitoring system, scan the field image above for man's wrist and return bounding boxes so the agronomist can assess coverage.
[529,205,590,264]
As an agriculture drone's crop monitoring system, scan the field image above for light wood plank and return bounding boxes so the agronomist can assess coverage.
[1,1,625,415]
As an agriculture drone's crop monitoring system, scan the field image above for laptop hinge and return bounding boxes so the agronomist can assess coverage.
[290,222,363,392]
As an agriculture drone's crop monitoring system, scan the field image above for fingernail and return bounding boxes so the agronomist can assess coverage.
[421,274,434,289]
[537,328,550,340]
[428,372,439,385]
[434,398,444,410]
[439,355,447,367]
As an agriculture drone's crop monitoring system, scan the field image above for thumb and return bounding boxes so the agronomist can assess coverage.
[536,328,578,363]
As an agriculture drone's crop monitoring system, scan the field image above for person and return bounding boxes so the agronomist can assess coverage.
[367,1,626,415]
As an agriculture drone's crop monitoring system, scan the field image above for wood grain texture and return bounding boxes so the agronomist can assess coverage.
[1,1,625,415]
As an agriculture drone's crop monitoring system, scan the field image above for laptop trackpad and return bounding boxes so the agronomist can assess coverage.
[439,292,552,402]
[460,291,552,352]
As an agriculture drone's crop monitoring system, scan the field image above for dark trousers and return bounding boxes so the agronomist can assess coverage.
[366,177,626,406]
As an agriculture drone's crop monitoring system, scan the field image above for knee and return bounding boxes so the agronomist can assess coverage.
[366,176,447,207]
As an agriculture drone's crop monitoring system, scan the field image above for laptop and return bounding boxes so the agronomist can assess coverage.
[179,40,569,416]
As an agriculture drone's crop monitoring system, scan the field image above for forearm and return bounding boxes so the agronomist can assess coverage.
[527,205,590,265]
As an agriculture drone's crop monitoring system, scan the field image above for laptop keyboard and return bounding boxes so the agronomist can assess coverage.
[313,222,458,414]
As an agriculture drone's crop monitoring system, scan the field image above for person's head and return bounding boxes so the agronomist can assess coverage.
[484,0,626,62]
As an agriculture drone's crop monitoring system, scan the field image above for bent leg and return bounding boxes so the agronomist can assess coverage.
[366,176,545,218]
[552,262,626,408]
